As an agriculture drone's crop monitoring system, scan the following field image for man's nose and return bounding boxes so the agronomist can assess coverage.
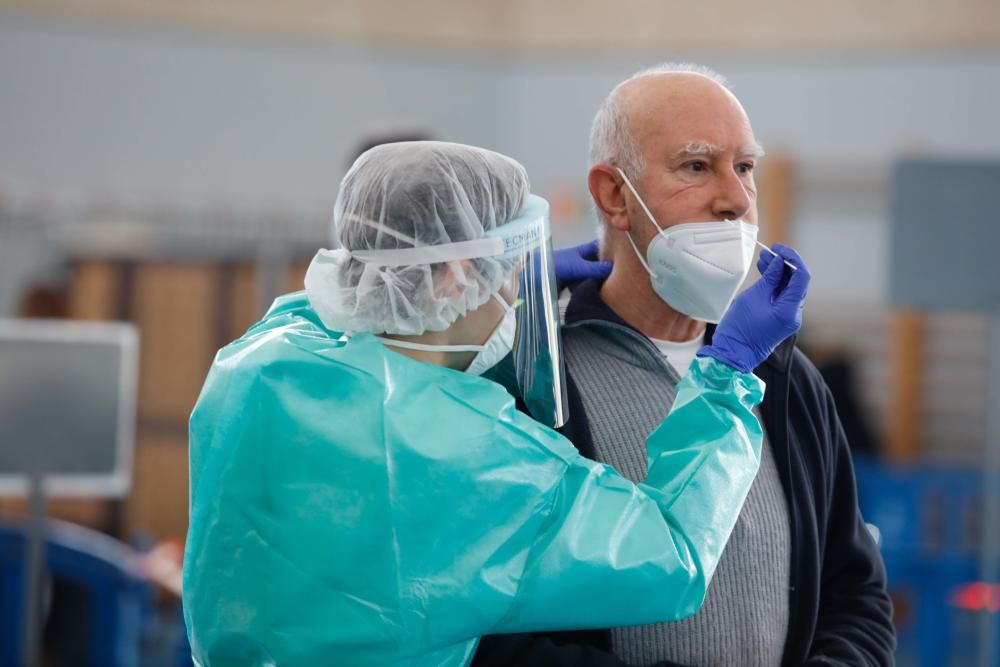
[711,167,753,220]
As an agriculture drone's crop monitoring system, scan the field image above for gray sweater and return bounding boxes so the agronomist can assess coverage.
[562,319,791,667]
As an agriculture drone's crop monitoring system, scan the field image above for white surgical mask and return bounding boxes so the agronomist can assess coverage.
[377,293,516,375]
[617,168,758,323]
[466,295,516,375]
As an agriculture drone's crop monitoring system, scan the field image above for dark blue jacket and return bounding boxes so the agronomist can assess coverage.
[472,279,895,667]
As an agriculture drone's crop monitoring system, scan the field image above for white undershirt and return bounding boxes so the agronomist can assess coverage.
[559,285,705,376]
[650,332,705,377]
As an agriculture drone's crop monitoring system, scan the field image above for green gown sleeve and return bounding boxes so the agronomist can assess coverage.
[488,354,763,632]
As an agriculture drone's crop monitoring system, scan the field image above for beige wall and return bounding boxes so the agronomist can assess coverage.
[3,0,1000,54]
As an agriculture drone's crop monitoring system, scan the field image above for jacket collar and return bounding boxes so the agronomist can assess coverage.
[563,279,795,373]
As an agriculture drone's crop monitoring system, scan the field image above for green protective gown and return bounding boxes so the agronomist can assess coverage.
[183,292,765,667]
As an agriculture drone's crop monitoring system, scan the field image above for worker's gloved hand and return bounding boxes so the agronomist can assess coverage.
[698,243,810,373]
[553,240,613,290]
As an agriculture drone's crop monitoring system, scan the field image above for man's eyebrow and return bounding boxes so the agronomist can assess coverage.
[671,141,723,159]
[669,141,766,160]
[739,142,766,159]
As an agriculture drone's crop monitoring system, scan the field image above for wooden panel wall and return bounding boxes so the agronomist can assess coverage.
[287,259,310,294]
[887,310,925,460]
[132,264,221,425]
[127,433,190,541]
[758,152,793,247]
[66,260,122,321]
[227,261,259,343]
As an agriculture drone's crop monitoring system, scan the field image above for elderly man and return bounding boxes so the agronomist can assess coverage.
[473,64,895,666]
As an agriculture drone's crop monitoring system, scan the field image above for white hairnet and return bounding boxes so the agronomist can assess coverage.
[306,141,530,335]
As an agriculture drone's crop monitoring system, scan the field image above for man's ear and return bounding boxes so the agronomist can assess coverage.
[588,164,630,232]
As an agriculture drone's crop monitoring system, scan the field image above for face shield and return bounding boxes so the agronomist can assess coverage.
[480,196,567,428]
[309,194,567,428]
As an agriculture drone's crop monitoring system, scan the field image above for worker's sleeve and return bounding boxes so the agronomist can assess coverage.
[490,355,764,633]
[184,350,763,667]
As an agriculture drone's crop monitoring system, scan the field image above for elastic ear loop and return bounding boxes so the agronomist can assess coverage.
[378,338,485,353]
[617,168,664,280]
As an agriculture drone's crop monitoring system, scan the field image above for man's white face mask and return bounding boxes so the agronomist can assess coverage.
[617,168,758,323]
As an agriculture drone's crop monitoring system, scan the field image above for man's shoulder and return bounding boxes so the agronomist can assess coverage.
[780,344,831,402]
[775,345,848,477]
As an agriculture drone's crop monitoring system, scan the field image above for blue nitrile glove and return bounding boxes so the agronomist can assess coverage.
[553,240,613,290]
[698,243,811,373]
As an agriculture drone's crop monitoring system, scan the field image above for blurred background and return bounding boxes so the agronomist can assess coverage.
[0,1,998,665]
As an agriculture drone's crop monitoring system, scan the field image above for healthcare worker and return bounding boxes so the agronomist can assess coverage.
[183,141,810,667]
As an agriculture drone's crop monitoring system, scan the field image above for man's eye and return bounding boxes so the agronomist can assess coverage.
[685,160,708,172]
[737,162,755,174]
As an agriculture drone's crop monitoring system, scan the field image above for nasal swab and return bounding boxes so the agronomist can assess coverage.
[755,240,798,272]
[723,219,798,271]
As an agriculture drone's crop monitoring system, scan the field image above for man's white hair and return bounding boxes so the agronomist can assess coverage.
[589,62,730,180]
[588,63,729,240]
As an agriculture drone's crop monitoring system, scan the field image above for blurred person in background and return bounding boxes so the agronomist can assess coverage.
[474,63,895,667]
[182,140,809,666]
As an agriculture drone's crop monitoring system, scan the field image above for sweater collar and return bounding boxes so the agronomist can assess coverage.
[563,279,795,372]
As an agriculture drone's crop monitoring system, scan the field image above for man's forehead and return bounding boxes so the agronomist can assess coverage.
[671,140,766,159]
[621,77,759,157]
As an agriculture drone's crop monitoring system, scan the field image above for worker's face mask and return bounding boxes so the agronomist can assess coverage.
[617,168,758,323]
[466,294,516,375]
[377,292,515,376]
